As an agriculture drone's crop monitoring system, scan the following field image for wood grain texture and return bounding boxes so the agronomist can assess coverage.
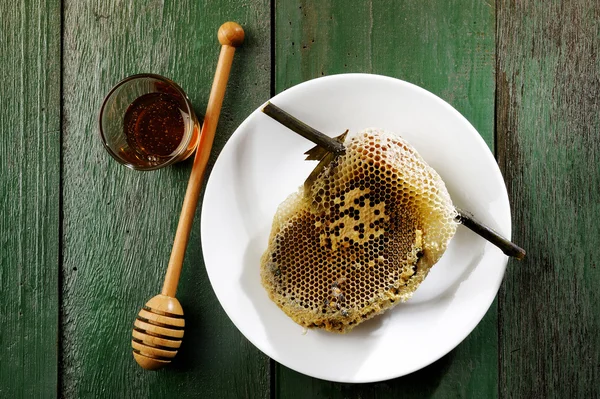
[0,1,61,397]
[274,0,497,397]
[497,1,600,397]
[61,1,270,397]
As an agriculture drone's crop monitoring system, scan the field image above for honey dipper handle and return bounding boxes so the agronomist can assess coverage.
[162,22,244,297]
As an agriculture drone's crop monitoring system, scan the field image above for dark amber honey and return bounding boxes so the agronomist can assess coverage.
[123,92,187,158]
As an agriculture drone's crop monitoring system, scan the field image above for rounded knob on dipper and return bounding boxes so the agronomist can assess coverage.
[132,294,185,370]
[218,22,245,47]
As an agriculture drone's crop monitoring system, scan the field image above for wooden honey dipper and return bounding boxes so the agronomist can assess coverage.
[131,21,245,370]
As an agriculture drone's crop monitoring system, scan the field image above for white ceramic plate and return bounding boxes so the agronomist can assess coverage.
[201,74,510,383]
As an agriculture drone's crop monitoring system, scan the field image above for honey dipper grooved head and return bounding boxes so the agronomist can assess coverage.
[132,294,185,370]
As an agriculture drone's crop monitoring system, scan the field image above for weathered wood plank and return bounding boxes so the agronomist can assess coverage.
[497,1,600,397]
[61,1,271,397]
[0,1,61,397]
[274,0,497,396]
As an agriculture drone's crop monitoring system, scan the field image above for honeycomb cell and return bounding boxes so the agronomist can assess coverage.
[260,128,457,333]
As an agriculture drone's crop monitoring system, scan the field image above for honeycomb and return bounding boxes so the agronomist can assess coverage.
[261,128,457,333]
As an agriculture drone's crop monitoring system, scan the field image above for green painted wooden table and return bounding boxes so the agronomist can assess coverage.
[2,0,599,397]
